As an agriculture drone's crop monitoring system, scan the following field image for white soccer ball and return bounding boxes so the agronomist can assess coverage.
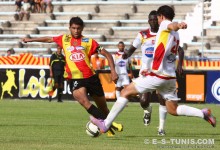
[86,121,100,137]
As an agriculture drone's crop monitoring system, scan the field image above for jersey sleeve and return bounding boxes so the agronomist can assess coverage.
[89,39,102,56]
[132,33,142,48]
[49,54,55,66]
[53,35,63,48]
[161,20,172,31]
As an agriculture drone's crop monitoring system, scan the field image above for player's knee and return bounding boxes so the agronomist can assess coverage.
[167,107,178,116]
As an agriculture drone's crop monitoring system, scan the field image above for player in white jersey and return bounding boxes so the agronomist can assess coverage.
[125,10,167,135]
[91,5,216,134]
[113,41,133,99]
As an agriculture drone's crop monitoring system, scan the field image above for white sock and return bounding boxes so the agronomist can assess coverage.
[116,90,120,99]
[176,105,204,118]
[159,105,167,131]
[105,97,128,128]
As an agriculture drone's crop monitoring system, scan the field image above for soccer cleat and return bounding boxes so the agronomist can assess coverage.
[107,128,115,137]
[111,122,123,132]
[202,108,216,127]
[90,116,108,133]
[158,129,166,136]
[49,96,52,102]
[143,106,152,126]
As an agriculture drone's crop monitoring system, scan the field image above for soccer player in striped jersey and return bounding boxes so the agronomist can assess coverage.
[22,16,123,137]
[123,10,168,135]
[90,5,216,135]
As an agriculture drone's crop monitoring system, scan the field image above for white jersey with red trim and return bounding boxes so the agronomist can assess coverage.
[151,20,180,78]
[132,28,157,70]
[113,51,130,75]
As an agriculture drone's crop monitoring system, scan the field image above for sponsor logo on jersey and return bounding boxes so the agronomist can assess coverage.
[82,38,89,42]
[118,61,126,67]
[75,46,84,51]
[67,46,84,51]
[67,46,75,51]
[145,47,154,58]
[211,78,220,102]
[70,52,85,62]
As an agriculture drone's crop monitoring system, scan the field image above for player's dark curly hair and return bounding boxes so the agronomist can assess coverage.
[148,10,157,18]
[69,16,84,27]
[118,41,124,45]
[157,5,175,21]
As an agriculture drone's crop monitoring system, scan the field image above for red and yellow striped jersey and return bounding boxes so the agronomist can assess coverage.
[53,34,99,79]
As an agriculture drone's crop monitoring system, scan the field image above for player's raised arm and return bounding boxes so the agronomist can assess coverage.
[22,36,54,43]
[167,22,187,31]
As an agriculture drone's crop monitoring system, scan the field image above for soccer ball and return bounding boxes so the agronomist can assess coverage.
[86,121,100,137]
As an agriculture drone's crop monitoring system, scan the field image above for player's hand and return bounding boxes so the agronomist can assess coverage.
[22,38,31,43]
[50,72,53,78]
[178,22,187,29]
[111,71,119,84]
[140,69,149,76]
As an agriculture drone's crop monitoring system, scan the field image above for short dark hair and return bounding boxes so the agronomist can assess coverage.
[69,16,84,27]
[118,41,124,45]
[148,10,157,18]
[157,5,175,21]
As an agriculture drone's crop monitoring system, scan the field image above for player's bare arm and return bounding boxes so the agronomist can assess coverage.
[22,37,54,43]
[100,48,119,83]
[176,46,184,77]
[122,45,136,59]
[168,22,187,31]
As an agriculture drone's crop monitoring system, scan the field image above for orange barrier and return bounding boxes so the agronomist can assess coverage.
[0,53,50,65]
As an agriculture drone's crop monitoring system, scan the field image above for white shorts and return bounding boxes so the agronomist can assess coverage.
[116,74,130,87]
[133,74,180,101]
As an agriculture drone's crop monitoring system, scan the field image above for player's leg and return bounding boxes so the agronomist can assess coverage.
[158,94,167,136]
[91,82,138,133]
[57,75,64,102]
[115,75,122,99]
[69,78,106,120]
[160,79,216,127]
[90,75,123,136]
[91,76,155,133]
[92,95,122,136]
[165,100,216,127]
[140,92,152,126]
[116,87,123,99]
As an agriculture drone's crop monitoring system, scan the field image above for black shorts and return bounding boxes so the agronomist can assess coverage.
[68,75,104,97]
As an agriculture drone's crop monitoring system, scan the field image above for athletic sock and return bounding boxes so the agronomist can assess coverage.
[87,104,106,119]
[116,90,120,99]
[159,105,167,131]
[105,97,128,129]
[176,105,204,118]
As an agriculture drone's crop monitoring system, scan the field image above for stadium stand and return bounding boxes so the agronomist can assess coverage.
[0,0,219,60]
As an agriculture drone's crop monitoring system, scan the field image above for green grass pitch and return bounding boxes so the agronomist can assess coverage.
[0,100,219,150]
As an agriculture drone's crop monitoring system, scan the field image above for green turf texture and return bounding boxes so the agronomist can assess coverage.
[0,100,219,150]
